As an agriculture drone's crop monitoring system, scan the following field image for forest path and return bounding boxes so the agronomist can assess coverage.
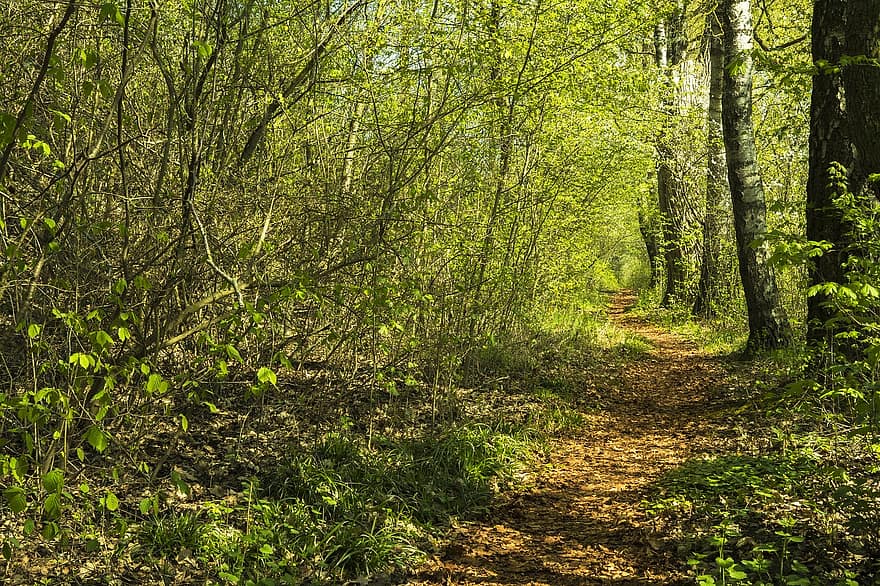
[403,290,734,586]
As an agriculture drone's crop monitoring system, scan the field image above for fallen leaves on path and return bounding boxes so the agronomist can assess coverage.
[402,291,736,586]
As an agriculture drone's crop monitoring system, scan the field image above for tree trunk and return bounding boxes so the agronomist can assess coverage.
[843,1,880,201]
[693,12,732,318]
[654,2,699,307]
[638,195,662,288]
[721,0,792,354]
[806,1,880,351]
[806,0,852,346]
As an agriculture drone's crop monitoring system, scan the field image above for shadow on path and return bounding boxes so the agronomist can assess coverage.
[401,291,733,586]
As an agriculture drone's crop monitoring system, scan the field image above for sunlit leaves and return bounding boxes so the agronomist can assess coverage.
[86,425,109,453]
[257,366,277,386]
[3,487,27,514]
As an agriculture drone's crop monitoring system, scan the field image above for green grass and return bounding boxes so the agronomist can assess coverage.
[132,422,543,585]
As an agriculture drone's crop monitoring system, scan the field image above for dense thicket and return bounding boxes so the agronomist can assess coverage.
[0,0,652,448]
[0,0,653,571]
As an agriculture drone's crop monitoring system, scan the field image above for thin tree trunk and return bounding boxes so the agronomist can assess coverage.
[721,0,792,354]
[638,192,662,288]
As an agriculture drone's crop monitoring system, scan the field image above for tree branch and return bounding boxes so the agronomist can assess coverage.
[239,0,365,164]
[0,0,77,186]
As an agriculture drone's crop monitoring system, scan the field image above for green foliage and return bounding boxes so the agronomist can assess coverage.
[129,422,539,584]
[267,423,537,525]
[139,510,204,558]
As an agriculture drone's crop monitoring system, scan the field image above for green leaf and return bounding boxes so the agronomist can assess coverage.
[86,425,108,452]
[95,330,114,348]
[70,352,93,369]
[179,414,189,433]
[42,469,63,493]
[225,344,242,363]
[99,1,125,25]
[117,327,131,342]
[43,493,62,520]
[41,522,59,540]
[27,323,41,339]
[257,366,277,386]
[727,566,748,580]
[218,572,240,584]
[103,491,119,511]
[193,40,213,60]
[3,487,27,513]
[146,373,168,395]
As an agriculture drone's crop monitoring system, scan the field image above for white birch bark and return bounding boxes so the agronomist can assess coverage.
[722,0,792,353]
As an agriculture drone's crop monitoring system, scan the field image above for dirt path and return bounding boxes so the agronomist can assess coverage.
[404,291,734,586]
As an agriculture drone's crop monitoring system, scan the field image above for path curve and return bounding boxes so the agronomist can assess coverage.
[403,291,732,586]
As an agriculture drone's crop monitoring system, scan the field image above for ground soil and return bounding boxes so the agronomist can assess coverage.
[402,291,738,586]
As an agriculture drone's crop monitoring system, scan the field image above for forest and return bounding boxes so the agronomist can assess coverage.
[0,0,878,584]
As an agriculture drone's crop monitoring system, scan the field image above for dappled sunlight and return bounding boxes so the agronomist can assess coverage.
[403,292,738,585]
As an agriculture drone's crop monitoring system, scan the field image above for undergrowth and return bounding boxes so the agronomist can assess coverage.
[3,295,616,584]
[642,320,880,584]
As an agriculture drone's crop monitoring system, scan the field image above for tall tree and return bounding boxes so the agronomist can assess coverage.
[805,0,852,347]
[807,0,880,349]
[653,0,702,306]
[842,2,880,201]
[721,0,792,353]
[693,9,734,318]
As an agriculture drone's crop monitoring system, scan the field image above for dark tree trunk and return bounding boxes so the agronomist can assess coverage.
[639,205,662,288]
[806,0,852,346]
[843,2,880,201]
[721,0,792,354]
[807,0,880,350]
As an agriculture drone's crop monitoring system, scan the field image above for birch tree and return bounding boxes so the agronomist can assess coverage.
[721,0,792,353]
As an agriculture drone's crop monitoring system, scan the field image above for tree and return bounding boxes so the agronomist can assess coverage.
[721,0,792,353]
[842,2,880,202]
[653,2,702,306]
[805,0,852,347]
[693,10,735,318]
[806,0,880,350]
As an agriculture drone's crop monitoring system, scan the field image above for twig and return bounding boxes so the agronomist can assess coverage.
[189,199,245,308]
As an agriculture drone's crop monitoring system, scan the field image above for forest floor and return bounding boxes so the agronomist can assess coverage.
[402,290,745,586]
[4,290,775,586]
